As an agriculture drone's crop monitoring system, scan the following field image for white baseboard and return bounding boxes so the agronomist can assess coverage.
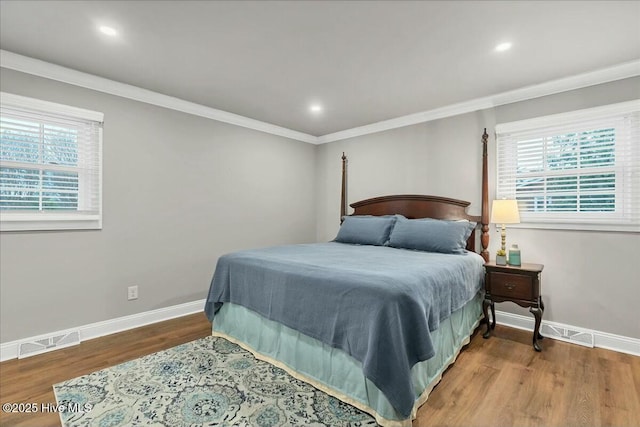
[494,310,640,356]
[2,303,637,361]
[1,299,206,362]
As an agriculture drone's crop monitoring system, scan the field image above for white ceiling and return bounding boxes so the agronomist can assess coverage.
[1,1,639,138]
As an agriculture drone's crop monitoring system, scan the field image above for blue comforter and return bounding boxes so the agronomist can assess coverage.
[204,242,484,417]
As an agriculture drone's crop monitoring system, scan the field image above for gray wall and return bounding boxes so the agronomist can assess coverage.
[2,67,638,344]
[317,77,640,339]
[0,68,317,342]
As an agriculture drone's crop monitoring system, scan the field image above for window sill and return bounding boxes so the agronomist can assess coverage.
[0,214,102,232]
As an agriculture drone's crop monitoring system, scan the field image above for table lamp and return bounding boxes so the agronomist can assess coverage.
[490,199,520,265]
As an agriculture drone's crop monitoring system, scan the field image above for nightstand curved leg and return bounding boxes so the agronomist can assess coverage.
[490,301,496,330]
[530,306,543,351]
[482,298,493,338]
[537,297,545,339]
[482,298,490,338]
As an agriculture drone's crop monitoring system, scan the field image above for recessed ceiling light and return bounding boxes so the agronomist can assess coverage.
[310,104,323,113]
[494,42,512,52]
[99,25,118,37]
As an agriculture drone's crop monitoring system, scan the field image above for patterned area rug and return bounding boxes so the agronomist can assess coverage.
[53,336,378,426]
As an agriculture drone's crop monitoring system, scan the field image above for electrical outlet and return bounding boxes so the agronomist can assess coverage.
[127,285,138,301]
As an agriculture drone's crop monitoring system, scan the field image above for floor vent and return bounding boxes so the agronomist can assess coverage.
[540,324,594,348]
[18,331,81,359]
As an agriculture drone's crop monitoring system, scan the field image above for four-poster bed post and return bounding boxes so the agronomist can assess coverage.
[480,128,490,262]
[340,152,348,223]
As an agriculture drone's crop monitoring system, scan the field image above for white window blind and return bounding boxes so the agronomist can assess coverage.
[496,100,640,232]
[0,93,103,231]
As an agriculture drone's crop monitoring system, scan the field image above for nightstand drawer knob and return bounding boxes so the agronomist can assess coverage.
[505,283,516,290]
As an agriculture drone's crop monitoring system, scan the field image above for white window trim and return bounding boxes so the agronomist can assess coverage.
[495,100,639,134]
[496,99,640,233]
[0,92,103,232]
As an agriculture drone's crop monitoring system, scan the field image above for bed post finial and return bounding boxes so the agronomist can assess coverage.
[481,128,490,262]
[340,153,348,223]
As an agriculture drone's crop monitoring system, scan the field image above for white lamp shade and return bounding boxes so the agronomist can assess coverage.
[490,199,520,224]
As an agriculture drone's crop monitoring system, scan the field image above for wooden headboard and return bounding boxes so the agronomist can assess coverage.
[340,130,490,260]
[350,195,481,252]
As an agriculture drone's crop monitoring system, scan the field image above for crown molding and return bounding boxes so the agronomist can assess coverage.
[0,50,317,144]
[2,49,638,145]
[316,97,495,143]
[317,59,640,143]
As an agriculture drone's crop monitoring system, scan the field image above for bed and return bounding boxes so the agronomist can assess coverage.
[204,131,491,426]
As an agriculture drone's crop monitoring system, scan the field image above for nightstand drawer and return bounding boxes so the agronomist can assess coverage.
[489,272,532,300]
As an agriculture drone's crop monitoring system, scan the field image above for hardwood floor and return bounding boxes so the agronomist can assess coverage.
[0,313,211,427]
[418,326,640,427]
[1,314,638,427]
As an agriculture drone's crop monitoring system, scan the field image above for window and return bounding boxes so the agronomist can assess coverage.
[496,100,639,232]
[0,93,103,231]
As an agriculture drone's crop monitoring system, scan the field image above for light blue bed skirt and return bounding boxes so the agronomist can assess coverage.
[212,291,483,427]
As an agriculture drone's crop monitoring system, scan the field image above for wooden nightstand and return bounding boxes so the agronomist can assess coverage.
[483,261,545,351]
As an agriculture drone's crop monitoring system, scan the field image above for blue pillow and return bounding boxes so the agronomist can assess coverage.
[388,217,476,254]
[335,215,398,246]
